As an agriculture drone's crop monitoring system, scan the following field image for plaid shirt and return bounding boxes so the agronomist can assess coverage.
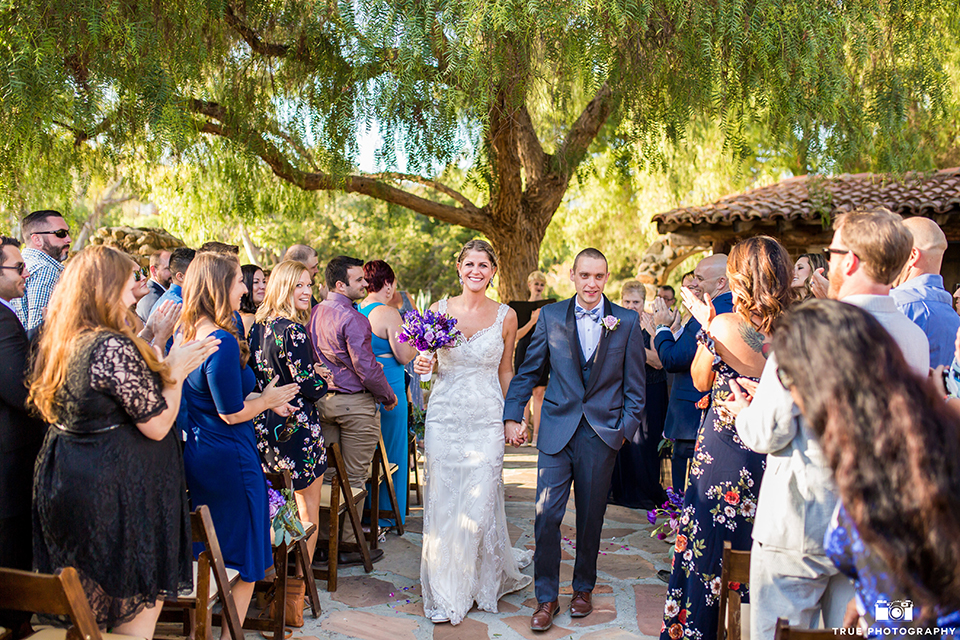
[14,247,65,331]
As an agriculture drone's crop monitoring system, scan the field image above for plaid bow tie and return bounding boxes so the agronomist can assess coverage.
[575,307,601,323]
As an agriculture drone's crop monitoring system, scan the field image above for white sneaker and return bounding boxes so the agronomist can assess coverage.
[430,614,450,624]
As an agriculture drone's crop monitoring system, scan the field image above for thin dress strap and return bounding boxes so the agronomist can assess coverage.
[439,298,448,314]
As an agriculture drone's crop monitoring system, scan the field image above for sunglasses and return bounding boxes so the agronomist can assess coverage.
[822,247,852,259]
[274,413,301,443]
[32,229,70,239]
[0,262,25,275]
[133,268,149,282]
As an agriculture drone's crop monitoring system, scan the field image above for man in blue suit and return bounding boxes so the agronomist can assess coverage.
[652,254,733,492]
[504,248,646,632]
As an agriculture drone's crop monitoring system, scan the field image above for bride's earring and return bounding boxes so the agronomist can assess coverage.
[458,274,464,286]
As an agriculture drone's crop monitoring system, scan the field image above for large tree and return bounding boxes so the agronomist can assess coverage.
[1,0,955,298]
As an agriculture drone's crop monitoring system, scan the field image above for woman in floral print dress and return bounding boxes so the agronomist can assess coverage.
[249,260,333,563]
[660,237,793,640]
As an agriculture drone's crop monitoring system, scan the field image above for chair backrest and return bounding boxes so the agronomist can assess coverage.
[191,505,244,640]
[718,540,751,640]
[0,567,102,640]
[774,618,840,640]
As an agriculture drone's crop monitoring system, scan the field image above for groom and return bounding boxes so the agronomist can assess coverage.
[504,248,646,632]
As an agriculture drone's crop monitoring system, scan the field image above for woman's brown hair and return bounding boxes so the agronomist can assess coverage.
[775,300,960,620]
[727,236,793,334]
[255,260,311,326]
[28,245,171,423]
[178,252,250,367]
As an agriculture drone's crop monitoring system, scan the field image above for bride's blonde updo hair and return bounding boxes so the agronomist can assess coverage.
[457,239,498,268]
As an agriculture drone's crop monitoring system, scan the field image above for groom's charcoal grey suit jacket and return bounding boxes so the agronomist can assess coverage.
[504,296,646,454]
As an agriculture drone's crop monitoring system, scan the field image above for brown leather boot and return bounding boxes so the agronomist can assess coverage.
[530,601,561,631]
[570,590,593,617]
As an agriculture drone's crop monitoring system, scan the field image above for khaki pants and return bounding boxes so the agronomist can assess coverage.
[319,391,381,543]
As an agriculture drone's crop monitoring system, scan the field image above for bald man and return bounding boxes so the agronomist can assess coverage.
[891,216,960,367]
[651,253,733,496]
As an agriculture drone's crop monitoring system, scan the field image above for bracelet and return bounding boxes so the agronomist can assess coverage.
[655,324,670,332]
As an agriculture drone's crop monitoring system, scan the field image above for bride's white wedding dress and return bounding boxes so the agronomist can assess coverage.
[420,300,533,624]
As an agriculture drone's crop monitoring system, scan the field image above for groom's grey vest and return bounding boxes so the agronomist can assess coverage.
[504,296,646,455]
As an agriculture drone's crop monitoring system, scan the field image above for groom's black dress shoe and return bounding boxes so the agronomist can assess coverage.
[570,591,593,617]
[530,601,561,631]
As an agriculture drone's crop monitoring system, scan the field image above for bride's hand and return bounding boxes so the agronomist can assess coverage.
[413,353,436,376]
[504,419,526,447]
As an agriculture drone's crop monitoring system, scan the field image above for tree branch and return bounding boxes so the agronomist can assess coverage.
[366,172,479,212]
[52,116,114,146]
[515,105,547,185]
[487,91,525,227]
[554,83,615,178]
[192,100,490,231]
[223,4,290,58]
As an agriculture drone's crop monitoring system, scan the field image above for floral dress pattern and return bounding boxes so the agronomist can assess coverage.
[825,503,960,637]
[660,331,766,640]
[249,317,328,490]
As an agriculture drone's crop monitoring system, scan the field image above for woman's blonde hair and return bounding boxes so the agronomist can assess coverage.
[255,260,311,326]
[620,280,645,301]
[28,245,170,423]
[527,270,547,285]
[178,252,249,367]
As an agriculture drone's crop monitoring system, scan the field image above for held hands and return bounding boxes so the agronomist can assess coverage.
[261,375,300,410]
[810,268,829,299]
[413,352,436,376]
[313,362,335,386]
[504,419,527,447]
[680,286,716,330]
[383,394,399,412]
[165,333,220,382]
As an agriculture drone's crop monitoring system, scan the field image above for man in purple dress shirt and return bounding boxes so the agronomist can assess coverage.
[308,255,397,552]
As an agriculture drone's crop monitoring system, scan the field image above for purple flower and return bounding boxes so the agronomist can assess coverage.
[647,510,658,525]
[397,309,464,353]
[267,488,285,520]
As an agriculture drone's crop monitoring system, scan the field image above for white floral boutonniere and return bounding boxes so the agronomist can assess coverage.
[601,315,620,334]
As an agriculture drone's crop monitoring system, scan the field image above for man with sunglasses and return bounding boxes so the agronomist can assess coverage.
[15,209,71,332]
[0,236,46,634]
[728,208,928,639]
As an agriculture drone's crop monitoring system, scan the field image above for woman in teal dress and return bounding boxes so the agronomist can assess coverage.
[359,260,418,527]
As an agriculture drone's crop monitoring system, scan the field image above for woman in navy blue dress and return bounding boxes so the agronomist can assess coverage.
[179,252,300,632]
[774,301,960,636]
[661,237,792,640]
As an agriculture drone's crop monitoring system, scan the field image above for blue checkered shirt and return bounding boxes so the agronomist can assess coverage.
[14,247,65,331]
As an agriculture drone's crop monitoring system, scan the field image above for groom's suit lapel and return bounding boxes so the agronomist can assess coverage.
[565,298,586,388]
[583,296,613,397]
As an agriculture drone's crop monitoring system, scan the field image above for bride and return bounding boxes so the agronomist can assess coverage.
[414,239,533,625]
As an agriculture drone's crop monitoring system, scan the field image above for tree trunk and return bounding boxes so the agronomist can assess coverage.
[485,196,552,302]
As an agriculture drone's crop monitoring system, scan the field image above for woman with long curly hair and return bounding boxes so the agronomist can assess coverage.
[178,251,299,633]
[30,245,217,637]
[773,300,960,634]
[791,252,828,302]
[660,236,793,640]
[249,259,332,564]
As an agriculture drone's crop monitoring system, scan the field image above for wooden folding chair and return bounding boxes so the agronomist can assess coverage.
[774,618,841,639]
[364,436,405,548]
[161,505,244,640]
[312,442,373,592]
[247,470,322,629]
[407,430,422,514]
[718,540,751,640]
[0,566,104,640]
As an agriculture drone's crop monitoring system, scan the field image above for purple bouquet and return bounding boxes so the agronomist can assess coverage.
[647,487,685,540]
[267,486,305,546]
[397,308,464,389]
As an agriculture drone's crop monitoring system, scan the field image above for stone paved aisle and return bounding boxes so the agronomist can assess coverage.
[286,449,672,640]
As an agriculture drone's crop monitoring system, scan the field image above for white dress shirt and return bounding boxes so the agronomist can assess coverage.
[575,300,603,361]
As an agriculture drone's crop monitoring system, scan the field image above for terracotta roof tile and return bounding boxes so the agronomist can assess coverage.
[653,168,960,230]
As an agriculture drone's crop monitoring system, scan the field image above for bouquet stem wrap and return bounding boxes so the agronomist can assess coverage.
[419,350,435,389]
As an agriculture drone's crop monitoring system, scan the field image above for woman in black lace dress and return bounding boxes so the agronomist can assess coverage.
[28,246,218,637]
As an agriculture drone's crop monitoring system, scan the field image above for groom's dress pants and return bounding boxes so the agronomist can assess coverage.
[534,417,618,603]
